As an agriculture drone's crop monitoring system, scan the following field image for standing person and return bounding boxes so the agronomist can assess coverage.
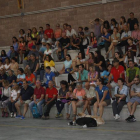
[94,50,106,77]
[44,24,54,39]
[93,78,111,118]
[65,85,74,119]
[98,27,111,56]
[126,77,140,122]
[29,80,45,117]
[42,81,58,120]
[127,12,139,31]
[15,80,34,120]
[89,18,101,41]
[55,80,68,118]
[112,78,128,120]
[0,80,11,117]
[8,83,20,118]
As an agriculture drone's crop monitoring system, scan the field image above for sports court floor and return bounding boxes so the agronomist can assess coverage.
[0,118,140,140]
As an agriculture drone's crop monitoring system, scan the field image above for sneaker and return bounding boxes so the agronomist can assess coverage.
[128,116,136,122]
[68,121,73,126]
[73,121,76,126]
[83,124,87,128]
[2,111,5,117]
[55,113,60,118]
[5,112,9,117]
[10,113,13,118]
[41,115,46,120]
[14,113,17,118]
[59,113,63,117]
[20,116,25,120]
[115,114,120,120]
[16,115,22,118]
[125,115,133,122]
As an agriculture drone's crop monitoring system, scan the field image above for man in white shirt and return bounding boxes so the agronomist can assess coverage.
[66,25,77,38]
[81,82,96,115]
[116,25,131,55]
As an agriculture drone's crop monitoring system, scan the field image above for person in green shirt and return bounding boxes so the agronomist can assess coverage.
[126,60,139,87]
[77,64,88,86]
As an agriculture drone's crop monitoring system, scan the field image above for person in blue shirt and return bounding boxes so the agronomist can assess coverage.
[101,64,112,85]
[93,78,111,118]
[44,66,56,88]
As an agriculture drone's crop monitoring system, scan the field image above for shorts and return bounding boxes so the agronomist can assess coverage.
[90,97,97,106]
[129,97,140,104]
[110,81,118,88]
[39,47,47,53]
[17,100,31,106]
[104,99,111,106]
[77,100,85,107]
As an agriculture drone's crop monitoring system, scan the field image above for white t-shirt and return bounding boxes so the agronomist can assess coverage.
[0,65,4,70]
[11,89,20,100]
[66,29,77,37]
[121,31,131,39]
[4,64,11,71]
[44,49,53,58]
[2,87,11,98]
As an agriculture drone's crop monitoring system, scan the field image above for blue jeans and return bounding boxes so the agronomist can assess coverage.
[29,99,45,115]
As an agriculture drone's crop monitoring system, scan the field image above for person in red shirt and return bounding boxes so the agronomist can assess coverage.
[42,81,58,119]
[107,58,125,98]
[29,80,45,117]
[44,24,54,39]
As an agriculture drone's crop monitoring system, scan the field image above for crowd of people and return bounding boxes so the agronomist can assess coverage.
[0,12,140,125]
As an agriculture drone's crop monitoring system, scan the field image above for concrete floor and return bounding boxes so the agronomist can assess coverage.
[0,118,140,140]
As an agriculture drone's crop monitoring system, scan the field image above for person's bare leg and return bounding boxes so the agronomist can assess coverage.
[87,104,91,115]
[82,100,89,113]
[64,49,67,59]
[99,102,107,118]
[131,102,139,115]
[106,43,113,55]
[72,101,77,121]
[127,102,132,114]
[23,104,29,117]
[15,102,22,115]
[111,46,115,58]
[93,102,98,117]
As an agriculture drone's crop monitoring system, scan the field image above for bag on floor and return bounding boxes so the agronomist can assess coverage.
[32,104,40,118]
[76,117,97,127]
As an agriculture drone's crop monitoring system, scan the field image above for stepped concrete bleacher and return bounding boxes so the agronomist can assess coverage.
[1,45,140,121]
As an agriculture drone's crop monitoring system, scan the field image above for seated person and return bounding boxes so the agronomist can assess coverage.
[9,46,18,60]
[29,80,45,117]
[0,80,11,117]
[0,60,4,70]
[56,80,68,118]
[27,36,35,51]
[59,54,72,74]
[81,82,96,115]
[71,34,80,50]
[126,38,137,56]
[85,52,94,70]
[7,70,17,87]
[44,55,55,71]
[8,83,20,117]
[25,53,39,79]
[0,69,7,87]
[24,68,35,87]
[43,66,56,88]
[101,64,112,85]
[112,78,128,120]
[0,50,7,63]
[77,64,88,86]
[71,83,86,125]
[42,81,58,120]
[43,43,53,61]
[4,57,11,73]
[16,68,25,86]
[15,80,34,119]
[93,78,111,119]
[126,77,140,122]
[88,32,97,48]
[10,57,19,76]
[126,60,139,87]
[88,66,98,87]
[39,34,52,58]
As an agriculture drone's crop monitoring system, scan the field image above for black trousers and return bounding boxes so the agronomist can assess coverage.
[116,40,128,55]
[68,73,76,87]
[112,100,126,116]
[56,100,65,114]
[8,101,17,113]
[43,100,56,117]
[98,42,111,53]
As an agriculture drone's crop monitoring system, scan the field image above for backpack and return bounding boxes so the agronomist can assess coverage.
[32,104,40,118]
